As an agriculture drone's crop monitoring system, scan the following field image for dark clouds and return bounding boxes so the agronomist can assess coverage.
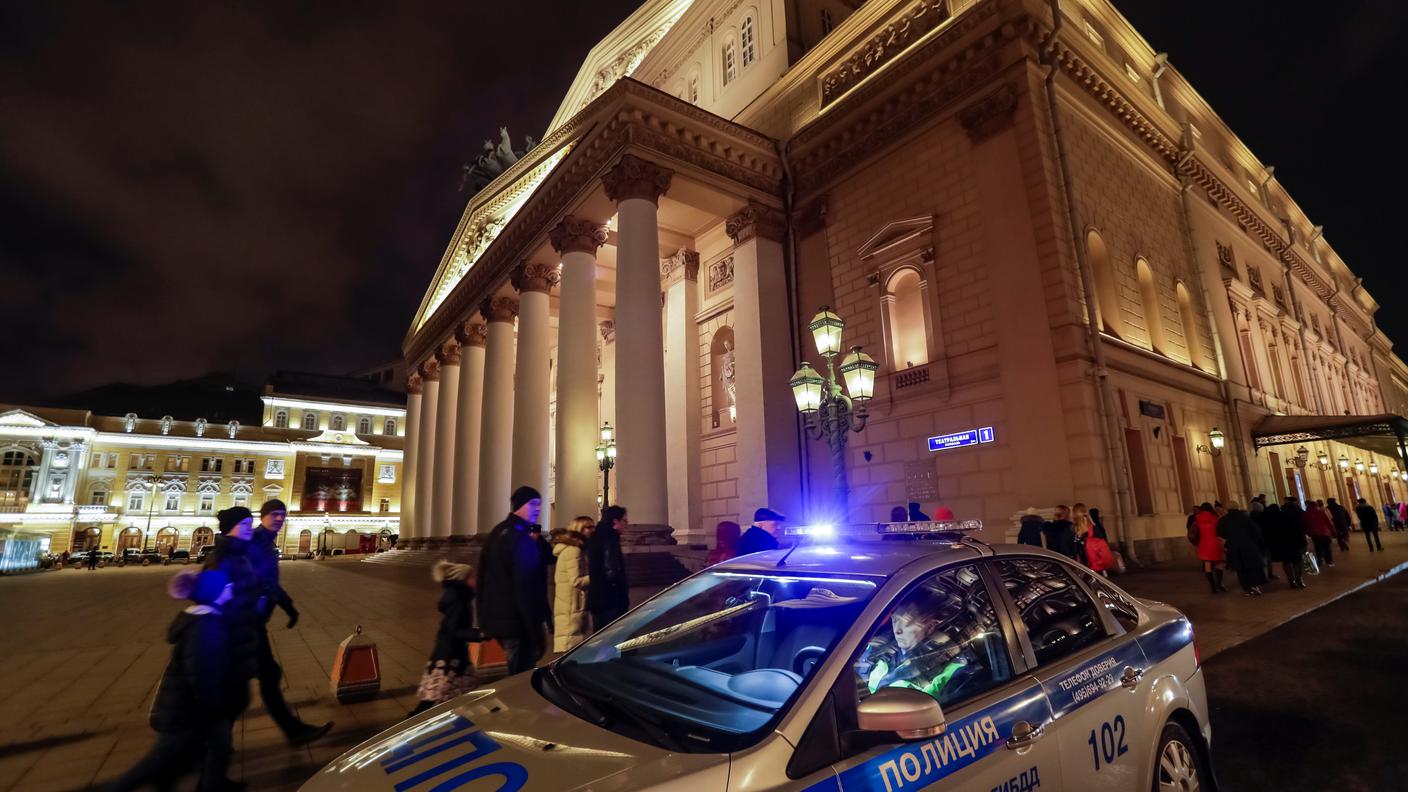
[0,0,638,400]
[2,1,1405,403]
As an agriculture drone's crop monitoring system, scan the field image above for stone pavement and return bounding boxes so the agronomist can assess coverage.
[2,531,1406,791]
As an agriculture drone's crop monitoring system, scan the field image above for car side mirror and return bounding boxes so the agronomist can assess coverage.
[857,687,946,740]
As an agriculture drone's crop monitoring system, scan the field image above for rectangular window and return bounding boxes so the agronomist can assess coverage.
[91,490,108,506]
[993,559,1108,666]
[201,457,223,473]
[687,75,699,104]
[234,495,248,508]
[722,42,737,85]
[198,494,215,514]
[1125,428,1154,515]
[164,493,181,512]
[128,492,145,512]
[740,17,755,67]
[379,498,390,513]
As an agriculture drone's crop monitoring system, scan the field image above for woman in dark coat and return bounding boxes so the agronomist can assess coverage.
[587,506,630,630]
[409,561,481,717]
[1216,503,1266,595]
[204,507,260,681]
[1263,503,1307,588]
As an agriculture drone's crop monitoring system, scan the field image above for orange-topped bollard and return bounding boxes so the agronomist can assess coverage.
[331,625,381,703]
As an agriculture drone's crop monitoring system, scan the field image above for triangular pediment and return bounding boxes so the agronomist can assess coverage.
[858,216,936,261]
[0,409,53,428]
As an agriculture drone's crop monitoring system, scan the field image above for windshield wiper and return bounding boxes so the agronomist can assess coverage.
[544,664,607,727]
[595,693,688,753]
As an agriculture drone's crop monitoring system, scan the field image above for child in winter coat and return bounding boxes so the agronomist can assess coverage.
[107,568,246,792]
[409,561,482,717]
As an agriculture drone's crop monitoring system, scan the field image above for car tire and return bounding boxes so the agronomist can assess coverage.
[1153,721,1205,792]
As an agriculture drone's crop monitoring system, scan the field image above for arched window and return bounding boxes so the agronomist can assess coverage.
[884,268,930,369]
[1175,282,1204,370]
[331,414,346,431]
[722,41,737,85]
[302,412,318,431]
[356,416,372,435]
[710,327,737,429]
[383,417,397,435]
[741,16,756,67]
[687,71,699,103]
[1086,230,1123,338]
[273,410,288,429]
[1135,258,1168,355]
[192,526,214,550]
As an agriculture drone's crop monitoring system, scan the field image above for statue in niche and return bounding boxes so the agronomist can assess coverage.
[720,340,737,422]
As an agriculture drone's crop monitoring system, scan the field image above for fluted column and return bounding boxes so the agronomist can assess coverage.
[413,360,441,543]
[430,340,461,541]
[551,217,609,526]
[451,321,487,539]
[727,202,802,522]
[662,249,703,542]
[477,296,518,532]
[511,261,560,529]
[603,154,672,533]
[401,373,423,541]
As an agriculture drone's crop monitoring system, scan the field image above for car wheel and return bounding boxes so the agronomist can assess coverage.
[1153,721,1204,792]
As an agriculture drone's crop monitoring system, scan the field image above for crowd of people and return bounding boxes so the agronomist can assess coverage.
[1015,502,1122,576]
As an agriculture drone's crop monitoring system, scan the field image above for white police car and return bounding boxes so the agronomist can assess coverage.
[303,521,1213,791]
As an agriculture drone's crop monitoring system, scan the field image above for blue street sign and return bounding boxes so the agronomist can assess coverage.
[927,426,996,452]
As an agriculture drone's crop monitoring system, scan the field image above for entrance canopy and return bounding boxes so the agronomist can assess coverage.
[1251,413,1408,461]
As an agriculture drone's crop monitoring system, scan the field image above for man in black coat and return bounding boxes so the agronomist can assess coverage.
[1042,505,1077,559]
[249,499,330,746]
[205,507,261,683]
[477,486,551,675]
[1326,497,1353,552]
[737,507,785,556]
[587,505,630,630]
[1355,498,1384,551]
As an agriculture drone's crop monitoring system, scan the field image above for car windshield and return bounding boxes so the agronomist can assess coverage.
[547,570,877,753]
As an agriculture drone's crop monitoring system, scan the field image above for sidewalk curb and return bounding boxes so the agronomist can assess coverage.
[1208,558,1408,659]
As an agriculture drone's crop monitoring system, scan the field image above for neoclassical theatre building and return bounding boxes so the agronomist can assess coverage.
[396,0,1408,562]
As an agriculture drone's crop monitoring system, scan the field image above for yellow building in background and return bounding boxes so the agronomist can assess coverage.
[0,371,405,571]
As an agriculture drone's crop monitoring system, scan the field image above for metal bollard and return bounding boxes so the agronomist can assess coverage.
[330,625,381,703]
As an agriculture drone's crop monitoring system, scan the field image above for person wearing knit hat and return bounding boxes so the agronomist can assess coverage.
[216,506,254,537]
[109,567,244,791]
[202,507,260,730]
[246,498,332,746]
[476,486,550,675]
[409,561,482,716]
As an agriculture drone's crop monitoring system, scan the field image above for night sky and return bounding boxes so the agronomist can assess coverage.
[3,1,1404,404]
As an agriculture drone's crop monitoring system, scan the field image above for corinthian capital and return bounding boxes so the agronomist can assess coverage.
[512,261,561,294]
[549,216,609,256]
[419,358,441,382]
[407,372,423,394]
[437,339,462,366]
[456,319,488,348]
[481,295,519,323]
[602,154,672,205]
[725,202,786,244]
[660,248,700,288]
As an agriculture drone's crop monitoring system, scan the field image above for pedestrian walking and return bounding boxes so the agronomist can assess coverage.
[1355,498,1384,551]
[587,505,630,631]
[551,516,593,652]
[1327,497,1352,552]
[1217,502,1266,596]
[1089,507,1107,541]
[408,561,481,717]
[1189,503,1226,593]
[1072,503,1094,563]
[706,521,741,565]
[1079,518,1115,577]
[477,486,551,676]
[106,568,245,792]
[249,500,330,746]
[889,506,908,522]
[907,502,930,521]
[87,548,99,570]
[1264,503,1308,588]
[1017,509,1044,547]
[1305,500,1335,568]
[204,507,261,687]
[1042,505,1078,559]
[1382,501,1400,531]
[737,507,785,555]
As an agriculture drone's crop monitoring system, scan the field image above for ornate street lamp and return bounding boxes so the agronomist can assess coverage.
[1317,450,1330,470]
[595,422,617,508]
[1355,459,1366,474]
[789,307,878,515]
[1206,427,1225,457]
[1338,454,1350,472]
[1294,446,1309,468]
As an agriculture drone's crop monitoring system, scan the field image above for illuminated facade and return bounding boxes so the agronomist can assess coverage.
[0,375,405,570]
[394,0,1408,562]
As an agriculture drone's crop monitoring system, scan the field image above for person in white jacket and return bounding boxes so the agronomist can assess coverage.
[551,516,594,652]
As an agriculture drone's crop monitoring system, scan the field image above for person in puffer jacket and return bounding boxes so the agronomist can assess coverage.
[551,516,594,652]
[106,568,247,792]
[409,561,482,717]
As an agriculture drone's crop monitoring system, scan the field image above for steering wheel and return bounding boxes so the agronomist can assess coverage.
[792,646,826,676]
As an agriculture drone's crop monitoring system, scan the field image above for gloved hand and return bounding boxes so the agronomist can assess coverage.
[285,605,300,629]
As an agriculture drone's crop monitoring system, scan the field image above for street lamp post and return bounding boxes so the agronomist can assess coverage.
[789,307,878,516]
[142,480,158,554]
[595,422,617,509]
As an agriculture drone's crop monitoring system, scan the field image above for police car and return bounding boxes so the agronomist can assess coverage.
[303,521,1213,791]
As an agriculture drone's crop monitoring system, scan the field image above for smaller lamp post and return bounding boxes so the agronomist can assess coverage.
[1317,449,1330,470]
[595,422,617,508]
[1355,459,1366,475]
[1370,461,1380,477]
[1207,427,1225,456]
[1338,454,1350,472]
[1294,446,1309,468]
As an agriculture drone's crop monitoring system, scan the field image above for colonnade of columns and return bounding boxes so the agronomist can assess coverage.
[398,154,686,542]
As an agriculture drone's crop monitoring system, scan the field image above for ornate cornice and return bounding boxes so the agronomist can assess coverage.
[660,248,700,288]
[481,295,519,323]
[512,261,561,294]
[726,202,787,244]
[602,153,673,204]
[821,0,953,107]
[456,320,488,348]
[437,339,462,367]
[549,216,608,256]
[958,83,1018,142]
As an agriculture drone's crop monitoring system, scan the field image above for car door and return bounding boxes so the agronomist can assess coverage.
[991,557,1151,792]
[821,562,1060,791]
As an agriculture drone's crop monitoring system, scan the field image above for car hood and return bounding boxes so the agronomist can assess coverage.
[299,671,729,792]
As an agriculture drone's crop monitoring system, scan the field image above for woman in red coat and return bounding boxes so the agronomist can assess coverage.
[1081,524,1116,577]
[1192,503,1226,593]
[1304,500,1336,569]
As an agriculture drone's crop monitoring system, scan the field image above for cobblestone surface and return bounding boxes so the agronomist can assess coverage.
[1,531,1405,791]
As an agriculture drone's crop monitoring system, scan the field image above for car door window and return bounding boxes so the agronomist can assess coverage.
[854,564,1012,710]
[994,559,1108,666]
[1078,571,1141,633]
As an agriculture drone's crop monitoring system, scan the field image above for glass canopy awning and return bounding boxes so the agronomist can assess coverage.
[1251,413,1408,462]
